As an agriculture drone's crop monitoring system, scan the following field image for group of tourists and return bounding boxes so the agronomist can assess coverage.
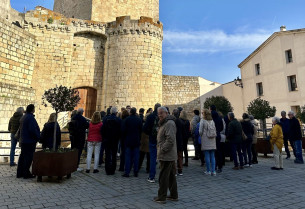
[7,102,305,204]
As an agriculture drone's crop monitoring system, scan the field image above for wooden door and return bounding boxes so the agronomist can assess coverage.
[75,87,97,119]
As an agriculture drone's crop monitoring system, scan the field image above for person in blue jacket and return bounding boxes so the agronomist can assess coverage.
[16,104,40,179]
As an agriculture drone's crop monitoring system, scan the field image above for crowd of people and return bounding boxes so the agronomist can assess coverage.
[7,103,305,204]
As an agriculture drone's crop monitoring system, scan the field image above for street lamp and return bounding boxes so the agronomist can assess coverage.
[234,76,243,88]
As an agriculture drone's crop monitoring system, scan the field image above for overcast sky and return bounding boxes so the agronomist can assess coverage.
[11,0,305,83]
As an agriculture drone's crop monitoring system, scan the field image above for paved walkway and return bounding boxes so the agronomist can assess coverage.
[1,154,305,209]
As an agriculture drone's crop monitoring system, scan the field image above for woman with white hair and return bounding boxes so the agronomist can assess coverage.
[270,117,284,170]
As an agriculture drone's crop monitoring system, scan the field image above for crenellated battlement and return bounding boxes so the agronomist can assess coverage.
[106,16,163,40]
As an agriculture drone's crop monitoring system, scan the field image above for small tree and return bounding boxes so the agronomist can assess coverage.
[42,86,80,151]
[204,96,233,116]
[297,106,305,124]
[247,98,276,138]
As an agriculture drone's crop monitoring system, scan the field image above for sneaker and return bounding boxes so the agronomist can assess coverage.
[77,167,83,172]
[85,169,90,173]
[147,178,155,183]
[271,167,280,170]
[10,162,17,167]
[211,171,217,176]
[204,171,211,175]
[122,173,129,177]
[93,169,99,173]
[153,197,166,204]
[232,166,239,170]
[166,196,178,201]
[244,164,249,167]
[286,156,290,159]
[177,172,183,176]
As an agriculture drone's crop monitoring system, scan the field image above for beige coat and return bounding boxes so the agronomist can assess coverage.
[157,115,177,161]
[199,119,216,151]
[251,120,258,144]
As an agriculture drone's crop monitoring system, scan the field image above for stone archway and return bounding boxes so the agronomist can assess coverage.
[75,87,97,119]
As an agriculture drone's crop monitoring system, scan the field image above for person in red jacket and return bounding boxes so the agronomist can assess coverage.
[86,112,103,173]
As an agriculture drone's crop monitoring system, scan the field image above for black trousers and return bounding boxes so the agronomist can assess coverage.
[158,161,178,200]
[17,143,36,178]
[182,138,188,164]
[104,140,119,175]
[283,135,291,157]
[251,144,258,163]
[215,138,223,169]
[76,140,85,166]
[139,151,150,172]
[119,141,126,171]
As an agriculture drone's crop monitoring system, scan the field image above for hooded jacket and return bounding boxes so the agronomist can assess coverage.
[8,112,23,134]
[240,118,254,140]
[227,118,243,144]
[20,113,40,144]
[157,115,177,161]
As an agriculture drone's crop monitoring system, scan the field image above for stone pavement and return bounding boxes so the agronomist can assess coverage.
[1,154,305,209]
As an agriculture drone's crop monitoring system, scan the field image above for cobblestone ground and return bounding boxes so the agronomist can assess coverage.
[1,153,305,209]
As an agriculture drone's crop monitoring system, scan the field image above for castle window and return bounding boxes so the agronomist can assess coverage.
[288,75,298,91]
[255,63,260,75]
[256,82,263,96]
[285,49,293,63]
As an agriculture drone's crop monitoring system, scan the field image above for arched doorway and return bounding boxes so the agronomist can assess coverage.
[75,87,97,119]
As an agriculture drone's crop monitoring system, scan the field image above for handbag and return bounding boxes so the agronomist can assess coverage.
[242,131,248,141]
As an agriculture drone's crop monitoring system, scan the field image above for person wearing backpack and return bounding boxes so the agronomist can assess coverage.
[199,109,217,176]
[143,103,161,183]
[101,107,122,175]
[70,108,89,171]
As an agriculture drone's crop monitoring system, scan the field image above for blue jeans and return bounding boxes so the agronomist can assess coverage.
[242,140,252,165]
[231,143,243,167]
[149,142,157,179]
[10,133,18,165]
[204,150,215,172]
[294,140,304,163]
[125,147,140,175]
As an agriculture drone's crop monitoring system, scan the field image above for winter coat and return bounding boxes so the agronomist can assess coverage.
[181,118,191,141]
[87,122,103,142]
[143,111,158,144]
[174,117,184,151]
[40,122,61,149]
[194,122,201,144]
[289,117,302,141]
[250,120,258,144]
[122,115,142,148]
[199,119,216,151]
[8,112,23,134]
[71,113,89,141]
[190,115,200,135]
[101,114,122,144]
[227,118,243,144]
[280,117,290,137]
[240,118,254,141]
[211,110,224,139]
[270,124,283,152]
[157,115,177,161]
[20,113,40,144]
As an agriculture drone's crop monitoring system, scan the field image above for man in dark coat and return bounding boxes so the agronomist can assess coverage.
[143,103,161,183]
[240,113,254,167]
[16,104,40,179]
[280,111,291,159]
[101,107,122,175]
[288,111,304,164]
[8,107,24,166]
[173,109,184,175]
[227,112,244,170]
[70,108,89,171]
[121,107,142,177]
[210,105,224,172]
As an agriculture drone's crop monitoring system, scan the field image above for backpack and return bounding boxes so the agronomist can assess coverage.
[68,120,78,135]
[206,121,217,138]
[151,116,159,137]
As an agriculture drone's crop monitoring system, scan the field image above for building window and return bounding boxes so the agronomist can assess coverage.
[285,49,293,63]
[288,75,298,91]
[256,82,263,96]
[255,63,260,75]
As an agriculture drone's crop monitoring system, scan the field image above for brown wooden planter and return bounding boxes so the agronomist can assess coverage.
[32,149,78,182]
[256,138,272,155]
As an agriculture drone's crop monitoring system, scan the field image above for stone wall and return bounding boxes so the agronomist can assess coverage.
[104,16,163,110]
[54,0,159,23]
[162,75,201,120]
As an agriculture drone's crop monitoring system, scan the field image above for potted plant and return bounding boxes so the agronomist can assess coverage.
[296,106,305,149]
[247,98,276,155]
[32,86,80,182]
